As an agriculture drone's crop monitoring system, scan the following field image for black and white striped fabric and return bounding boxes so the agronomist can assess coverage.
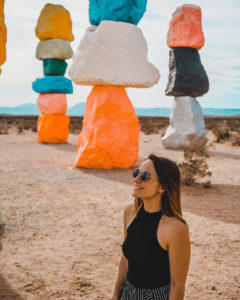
[120,279,170,300]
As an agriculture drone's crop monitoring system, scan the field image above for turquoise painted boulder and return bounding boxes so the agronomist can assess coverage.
[89,0,147,25]
[32,76,73,94]
[43,59,67,76]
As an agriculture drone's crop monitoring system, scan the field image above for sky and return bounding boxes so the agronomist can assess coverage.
[0,0,239,109]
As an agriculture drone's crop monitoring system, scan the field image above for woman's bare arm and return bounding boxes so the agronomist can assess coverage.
[168,221,191,300]
[112,205,134,300]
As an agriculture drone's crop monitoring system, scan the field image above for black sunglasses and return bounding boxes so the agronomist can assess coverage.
[133,168,151,181]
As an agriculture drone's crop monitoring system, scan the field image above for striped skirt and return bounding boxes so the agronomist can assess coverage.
[120,279,170,300]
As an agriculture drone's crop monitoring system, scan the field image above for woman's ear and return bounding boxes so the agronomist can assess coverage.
[159,185,165,194]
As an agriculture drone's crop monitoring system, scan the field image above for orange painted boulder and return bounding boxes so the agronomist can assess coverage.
[35,3,74,41]
[0,0,7,74]
[167,4,204,50]
[37,93,67,115]
[76,86,139,169]
[38,115,69,143]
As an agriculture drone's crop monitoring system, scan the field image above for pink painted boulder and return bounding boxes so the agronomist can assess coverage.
[37,93,67,115]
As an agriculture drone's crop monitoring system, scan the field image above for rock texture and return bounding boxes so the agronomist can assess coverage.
[37,93,67,115]
[38,115,70,143]
[69,21,160,87]
[0,0,6,74]
[89,0,147,25]
[43,59,67,76]
[161,96,207,150]
[165,47,209,97]
[167,4,204,50]
[35,3,74,41]
[32,76,73,94]
[75,86,139,169]
[36,39,73,60]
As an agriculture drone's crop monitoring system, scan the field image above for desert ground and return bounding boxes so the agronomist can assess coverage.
[0,116,239,300]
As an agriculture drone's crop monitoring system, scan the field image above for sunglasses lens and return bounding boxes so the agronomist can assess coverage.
[141,171,149,181]
[133,168,140,178]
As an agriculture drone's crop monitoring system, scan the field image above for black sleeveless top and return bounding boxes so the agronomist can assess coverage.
[122,204,170,288]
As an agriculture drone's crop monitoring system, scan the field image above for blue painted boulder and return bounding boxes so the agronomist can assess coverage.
[32,76,73,94]
[89,0,147,25]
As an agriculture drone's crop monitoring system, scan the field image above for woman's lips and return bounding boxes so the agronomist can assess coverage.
[133,186,143,190]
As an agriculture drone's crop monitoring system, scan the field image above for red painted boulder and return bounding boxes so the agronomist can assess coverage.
[37,93,67,115]
[38,114,69,143]
[167,4,204,50]
[76,86,139,169]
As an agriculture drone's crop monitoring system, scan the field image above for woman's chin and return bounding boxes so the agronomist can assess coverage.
[132,190,143,198]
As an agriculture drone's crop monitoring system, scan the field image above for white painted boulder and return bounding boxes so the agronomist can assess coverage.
[69,21,160,87]
[36,38,73,60]
[161,96,207,150]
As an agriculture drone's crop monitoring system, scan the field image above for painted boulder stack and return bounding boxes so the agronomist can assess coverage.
[162,4,209,150]
[69,0,160,169]
[33,4,74,143]
[0,0,7,75]
[89,0,147,25]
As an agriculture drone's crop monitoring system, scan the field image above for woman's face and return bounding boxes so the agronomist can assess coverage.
[132,159,163,200]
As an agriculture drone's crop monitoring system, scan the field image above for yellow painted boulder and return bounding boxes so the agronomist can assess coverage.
[37,93,67,115]
[35,3,74,41]
[75,86,139,169]
[38,114,69,143]
[0,0,7,74]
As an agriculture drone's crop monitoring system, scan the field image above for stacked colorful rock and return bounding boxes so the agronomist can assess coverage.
[89,0,147,25]
[0,0,7,75]
[32,4,74,143]
[162,4,209,150]
[69,0,160,169]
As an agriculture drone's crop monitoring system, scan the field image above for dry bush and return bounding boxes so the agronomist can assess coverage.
[212,126,230,142]
[205,117,240,144]
[232,132,240,146]
[178,148,212,186]
[139,117,169,135]
[0,124,9,134]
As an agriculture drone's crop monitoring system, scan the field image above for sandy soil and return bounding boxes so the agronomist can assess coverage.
[0,128,239,300]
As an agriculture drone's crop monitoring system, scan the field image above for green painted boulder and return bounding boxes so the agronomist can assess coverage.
[43,59,67,76]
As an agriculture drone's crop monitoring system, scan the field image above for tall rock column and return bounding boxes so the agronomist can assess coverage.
[69,0,160,169]
[162,4,209,150]
[32,4,74,143]
[0,0,6,75]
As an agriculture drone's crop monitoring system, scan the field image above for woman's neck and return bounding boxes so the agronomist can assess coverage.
[143,196,162,213]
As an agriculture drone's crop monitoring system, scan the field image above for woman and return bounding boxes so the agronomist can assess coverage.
[112,154,191,300]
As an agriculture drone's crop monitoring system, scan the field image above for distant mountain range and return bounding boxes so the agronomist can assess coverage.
[0,103,240,117]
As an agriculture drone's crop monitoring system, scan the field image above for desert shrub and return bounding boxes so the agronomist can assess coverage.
[178,148,212,186]
[0,213,4,226]
[0,124,8,134]
[212,127,230,142]
[31,126,37,132]
[139,117,169,135]
[232,134,240,146]
[18,126,23,133]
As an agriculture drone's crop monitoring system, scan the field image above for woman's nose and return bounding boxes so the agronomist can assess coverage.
[134,174,141,183]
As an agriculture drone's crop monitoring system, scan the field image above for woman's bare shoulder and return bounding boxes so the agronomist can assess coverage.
[124,204,134,214]
[161,215,189,235]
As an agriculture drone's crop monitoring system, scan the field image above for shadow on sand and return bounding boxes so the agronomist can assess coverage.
[0,224,24,300]
[0,274,24,300]
[181,184,240,224]
[41,142,77,153]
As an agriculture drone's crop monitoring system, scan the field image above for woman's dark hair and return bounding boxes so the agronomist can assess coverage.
[134,154,188,227]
